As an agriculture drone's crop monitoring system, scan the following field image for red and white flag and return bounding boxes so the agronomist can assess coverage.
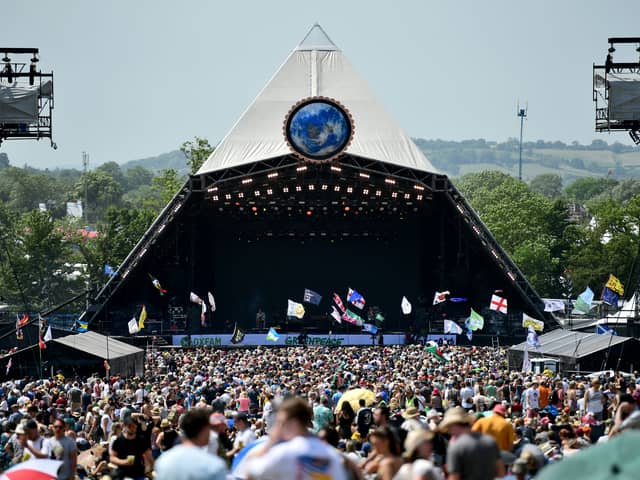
[489,294,508,314]
[333,293,346,313]
[330,306,342,324]
[433,291,450,305]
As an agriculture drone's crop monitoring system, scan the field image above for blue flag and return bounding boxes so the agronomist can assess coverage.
[303,288,322,306]
[596,324,617,336]
[601,287,619,306]
[363,323,378,335]
[104,264,117,276]
[76,321,88,332]
[266,327,280,342]
[574,287,594,314]
[450,297,468,303]
[465,318,473,341]
[347,288,366,309]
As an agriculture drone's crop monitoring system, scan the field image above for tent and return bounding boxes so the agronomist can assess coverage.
[509,329,638,372]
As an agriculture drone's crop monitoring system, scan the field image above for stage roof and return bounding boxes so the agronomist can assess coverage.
[197,24,435,175]
[54,331,142,360]
[510,329,632,359]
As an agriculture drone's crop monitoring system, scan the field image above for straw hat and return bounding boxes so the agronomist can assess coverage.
[438,407,475,432]
[403,429,435,459]
[403,406,420,419]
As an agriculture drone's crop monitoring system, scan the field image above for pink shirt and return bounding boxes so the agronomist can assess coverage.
[238,397,250,412]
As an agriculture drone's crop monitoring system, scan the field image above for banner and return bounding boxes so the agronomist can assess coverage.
[173,333,408,347]
[543,299,565,312]
[522,314,544,332]
[605,274,624,296]
[303,289,322,305]
[287,300,305,319]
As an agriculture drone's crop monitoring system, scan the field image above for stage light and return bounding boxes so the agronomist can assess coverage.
[296,166,308,172]
[296,185,302,192]
[375,190,382,196]
[472,226,481,235]
[252,206,258,212]
[138,248,148,258]
[416,195,423,200]
[456,204,465,214]
[347,187,353,193]
[331,166,342,172]
[413,184,425,191]
[238,192,244,198]
[321,184,328,190]
[267,189,273,195]
[242,178,253,184]
[385,178,396,184]
[212,195,219,201]
[391,192,398,198]
[363,188,369,195]
[308,184,315,190]
[404,193,410,200]
[173,205,181,213]
[267,172,279,178]
[334,186,341,192]
[491,249,499,259]
[283,187,289,193]
[207,186,218,193]
[344,206,351,212]
[306,210,312,216]
[225,194,232,200]
[254,190,261,196]
[359,172,370,179]
[507,271,517,281]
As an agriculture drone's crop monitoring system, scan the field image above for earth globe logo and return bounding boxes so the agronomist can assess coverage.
[284,97,354,162]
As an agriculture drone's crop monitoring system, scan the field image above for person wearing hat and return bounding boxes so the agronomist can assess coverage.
[470,403,515,452]
[156,418,179,454]
[400,406,424,433]
[439,407,504,480]
[394,429,443,480]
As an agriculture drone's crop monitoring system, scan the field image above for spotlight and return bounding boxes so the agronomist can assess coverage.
[330,166,342,172]
[254,190,261,196]
[212,195,219,201]
[375,190,382,196]
[283,187,289,193]
[359,172,370,179]
[363,189,369,195]
[306,210,312,216]
[225,194,232,200]
[267,189,273,195]
[404,193,410,200]
[391,192,398,198]
[344,206,350,212]
[456,204,465,214]
[416,195,423,201]
[207,186,218,193]
[252,206,258,212]
[321,184,328,190]
[267,172,279,178]
[308,185,315,190]
[490,249,499,259]
[296,185,302,192]
[507,271,517,281]
[238,192,244,198]
[347,187,353,193]
[472,226,481,235]
[296,166,308,172]
[242,178,253,184]
[413,184,425,191]
[385,178,396,184]
[334,186,341,192]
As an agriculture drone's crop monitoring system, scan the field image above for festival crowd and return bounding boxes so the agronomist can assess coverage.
[1,344,639,480]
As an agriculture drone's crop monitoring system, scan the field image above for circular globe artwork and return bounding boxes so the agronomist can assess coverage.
[284,97,353,162]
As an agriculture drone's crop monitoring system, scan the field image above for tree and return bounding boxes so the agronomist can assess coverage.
[181,137,214,175]
[74,170,123,223]
[151,168,183,207]
[529,174,563,199]
[565,177,618,204]
[124,165,154,192]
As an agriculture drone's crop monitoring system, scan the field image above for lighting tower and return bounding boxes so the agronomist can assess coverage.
[517,103,528,181]
[82,151,89,225]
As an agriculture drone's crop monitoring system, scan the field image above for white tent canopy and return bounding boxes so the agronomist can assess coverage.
[197,24,435,175]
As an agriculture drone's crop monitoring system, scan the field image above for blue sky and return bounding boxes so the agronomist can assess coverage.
[2,0,639,169]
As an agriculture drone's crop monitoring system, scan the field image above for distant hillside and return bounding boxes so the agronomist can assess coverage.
[413,138,640,182]
[121,150,188,174]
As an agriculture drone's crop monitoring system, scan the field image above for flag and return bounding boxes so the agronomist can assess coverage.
[433,291,450,305]
[467,309,484,330]
[544,299,565,312]
[43,326,52,342]
[76,321,88,333]
[401,296,412,315]
[342,309,364,326]
[287,300,305,319]
[522,313,544,332]
[19,313,29,327]
[5,358,11,375]
[128,317,140,334]
[601,287,619,306]
[231,324,245,344]
[526,327,540,348]
[190,292,203,304]
[489,294,508,314]
[208,292,216,311]
[444,319,463,335]
[574,287,594,314]
[425,341,448,362]
[104,359,110,371]
[15,316,23,341]
[347,288,366,309]
[330,306,342,324]
[465,320,473,341]
[138,305,147,330]
[333,293,346,313]
[38,336,46,350]
[303,289,322,306]
[363,323,378,335]
[375,313,385,322]
[150,275,167,295]
[522,348,531,373]
[450,297,467,303]
[605,274,624,296]
[596,324,617,336]
[200,301,207,325]
[266,327,280,342]
[103,264,117,276]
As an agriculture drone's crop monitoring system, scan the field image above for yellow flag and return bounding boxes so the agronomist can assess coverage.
[138,305,147,329]
[605,274,624,296]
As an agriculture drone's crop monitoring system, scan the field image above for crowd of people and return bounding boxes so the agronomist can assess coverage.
[0,343,639,479]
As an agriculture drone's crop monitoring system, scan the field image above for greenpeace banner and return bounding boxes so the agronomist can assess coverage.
[173,333,407,348]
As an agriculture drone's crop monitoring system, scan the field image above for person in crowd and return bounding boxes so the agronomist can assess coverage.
[470,403,515,452]
[337,400,356,440]
[226,412,256,460]
[21,419,50,460]
[48,418,78,480]
[110,416,154,480]
[313,396,334,433]
[394,429,443,480]
[361,426,404,480]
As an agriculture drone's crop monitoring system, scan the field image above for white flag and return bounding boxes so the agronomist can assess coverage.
[128,317,140,334]
[189,292,202,304]
[444,319,463,335]
[489,294,508,314]
[522,347,531,373]
[544,299,565,312]
[287,299,305,319]
[433,291,450,305]
[522,313,544,332]
[401,296,412,315]
[43,325,52,342]
[330,306,342,323]
[208,291,216,311]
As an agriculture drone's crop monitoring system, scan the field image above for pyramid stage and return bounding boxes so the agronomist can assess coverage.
[83,26,559,346]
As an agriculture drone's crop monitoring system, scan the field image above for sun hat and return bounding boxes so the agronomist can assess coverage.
[403,406,420,419]
[402,429,435,459]
[493,404,507,416]
[438,407,475,433]
[160,419,170,428]
[426,409,442,420]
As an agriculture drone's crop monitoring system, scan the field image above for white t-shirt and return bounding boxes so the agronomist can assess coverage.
[135,388,146,404]
[460,387,474,409]
[26,436,51,459]
[234,428,257,449]
[586,388,604,414]
[156,444,227,480]
[524,387,539,409]
[247,436,347,480]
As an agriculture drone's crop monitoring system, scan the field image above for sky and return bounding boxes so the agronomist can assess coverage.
[2,0,639,169]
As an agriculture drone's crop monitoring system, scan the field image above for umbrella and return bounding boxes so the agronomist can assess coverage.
[0,459,62,480]
[336,388,376,412]
[231,436,269,475]
[536,431,640,480]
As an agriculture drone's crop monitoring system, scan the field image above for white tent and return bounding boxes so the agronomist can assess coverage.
[197,24,435,175]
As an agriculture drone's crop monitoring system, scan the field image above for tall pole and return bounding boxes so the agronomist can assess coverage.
[517,104,527,181]
[82,151,89,225]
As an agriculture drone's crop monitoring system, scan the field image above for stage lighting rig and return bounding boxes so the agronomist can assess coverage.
[0,48,55,147]
[593,37,640,144]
